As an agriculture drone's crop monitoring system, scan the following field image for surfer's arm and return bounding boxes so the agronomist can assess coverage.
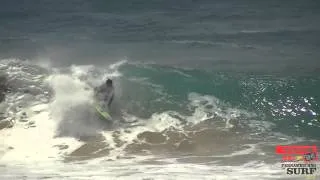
[107,94,114,106]
[106,89,114,106]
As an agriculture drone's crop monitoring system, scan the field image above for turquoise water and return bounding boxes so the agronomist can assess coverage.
[118,63,320,139]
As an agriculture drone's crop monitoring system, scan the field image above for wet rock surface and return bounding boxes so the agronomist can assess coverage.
[0,74,8,103]
[0,120,12,130]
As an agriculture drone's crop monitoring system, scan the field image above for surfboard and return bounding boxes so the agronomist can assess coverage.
[94,103,112,121]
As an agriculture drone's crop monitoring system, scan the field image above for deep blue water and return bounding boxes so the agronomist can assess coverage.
[1,0,320,71]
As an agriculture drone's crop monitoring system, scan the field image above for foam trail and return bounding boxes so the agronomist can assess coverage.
[46,73,103,137]
[109,59,127,70]
[1,59,128,164]
[1,64,104,163]
[0,107,82,163]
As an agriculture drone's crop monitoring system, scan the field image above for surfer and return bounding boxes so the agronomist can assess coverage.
[94,78,114,109]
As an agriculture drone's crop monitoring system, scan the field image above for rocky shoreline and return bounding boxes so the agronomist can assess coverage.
[0,74,11,130]
[0,74,7,103]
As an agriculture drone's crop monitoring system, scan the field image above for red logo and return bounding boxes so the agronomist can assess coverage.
[275,145,318,162]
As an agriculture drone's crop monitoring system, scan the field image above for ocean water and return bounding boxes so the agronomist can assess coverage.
[0,0,320,179]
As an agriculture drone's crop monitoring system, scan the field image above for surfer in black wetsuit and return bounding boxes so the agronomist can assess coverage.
[95,79,114,108]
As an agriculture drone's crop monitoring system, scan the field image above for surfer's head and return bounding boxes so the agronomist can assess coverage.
[106,79,113,87]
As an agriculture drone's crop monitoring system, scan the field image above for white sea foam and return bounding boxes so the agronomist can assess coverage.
[0,59,309,179]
